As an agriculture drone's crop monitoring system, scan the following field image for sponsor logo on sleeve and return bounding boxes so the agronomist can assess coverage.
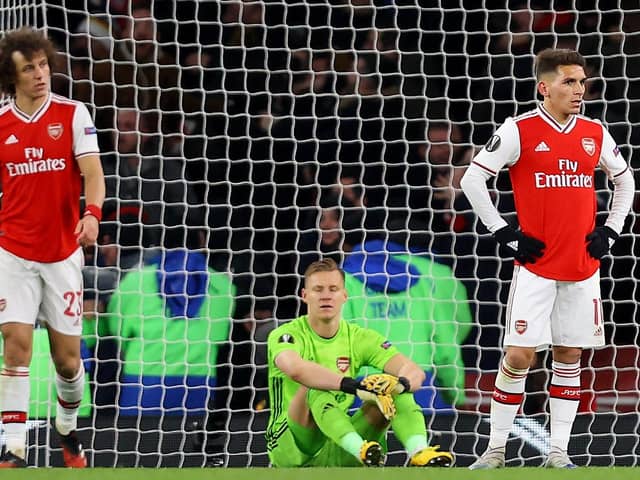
[484,135,501,152]
[84,126,97,135]
[613,146,620,157]
[278,334,294,344]
[381,340,392,349]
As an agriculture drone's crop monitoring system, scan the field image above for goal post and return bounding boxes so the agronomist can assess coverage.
[2,1,638,468]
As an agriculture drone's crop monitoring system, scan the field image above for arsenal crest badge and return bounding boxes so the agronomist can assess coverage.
[336,356,350,373]
[581,137,596,156]
[514,319,527,335]
[48,123,63,140]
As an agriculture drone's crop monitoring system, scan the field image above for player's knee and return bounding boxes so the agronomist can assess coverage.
[52,357,82,379]
[504,348,536,370]
[552,346,582,364]
[361,402,389,430]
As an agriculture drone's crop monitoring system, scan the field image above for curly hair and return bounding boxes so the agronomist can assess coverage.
[0,27,57,96]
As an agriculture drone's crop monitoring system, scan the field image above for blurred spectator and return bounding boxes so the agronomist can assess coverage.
[101,224,235,416]
[102,108,200,247]
[341,238,473,410]
[95,202,151,271]
[296,191,365,276]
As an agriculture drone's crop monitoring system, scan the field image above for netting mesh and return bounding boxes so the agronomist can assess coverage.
[2,0,639,468]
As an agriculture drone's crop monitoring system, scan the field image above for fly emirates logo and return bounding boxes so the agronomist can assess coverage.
[5,147,66,177]
[534,158,593,189]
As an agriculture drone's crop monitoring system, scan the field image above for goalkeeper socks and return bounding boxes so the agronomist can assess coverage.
[488,359,528,450]
[549,360,581,451]
[339,432,366,459]
[55,364,85,436]
[0,366,30,459]
[390,393,428,448]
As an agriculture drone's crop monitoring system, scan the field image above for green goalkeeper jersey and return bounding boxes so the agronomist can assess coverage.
[266,315,398,448]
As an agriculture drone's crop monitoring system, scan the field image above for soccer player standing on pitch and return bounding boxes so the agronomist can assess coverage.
[266,258,453,467]
[460,48,634,469]
[0,28,104,468]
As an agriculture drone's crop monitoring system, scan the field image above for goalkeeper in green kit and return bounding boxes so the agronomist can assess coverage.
[266,258,454,467]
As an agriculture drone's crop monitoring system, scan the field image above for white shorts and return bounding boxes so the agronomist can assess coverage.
[504,266,605,350]
[0,246,84,336]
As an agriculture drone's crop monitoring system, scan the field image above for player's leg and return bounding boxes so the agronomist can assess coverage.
[471,266,555,470]
[390,392,453,467]
[268,385,326,467]
[38,249,87,468]
[306,388,384,465]
[307,401,387,467]
[0,323,33,468]
[546,271,603,469]
[0,247,40,467]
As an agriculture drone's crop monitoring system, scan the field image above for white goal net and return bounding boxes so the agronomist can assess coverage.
[2,0,639,468]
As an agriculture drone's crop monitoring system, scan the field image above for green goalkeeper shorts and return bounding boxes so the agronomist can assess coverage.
[268,408,387,467]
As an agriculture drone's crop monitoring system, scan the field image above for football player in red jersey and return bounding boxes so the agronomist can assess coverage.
[461,49,634,469]
[0,28,104,468]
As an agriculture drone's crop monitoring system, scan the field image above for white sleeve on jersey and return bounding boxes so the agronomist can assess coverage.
[459,118,520,233]
[599,125,635,235]
[72,102,100,158]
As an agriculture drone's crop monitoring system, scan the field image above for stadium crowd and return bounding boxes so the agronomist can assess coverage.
[24,0,639,465]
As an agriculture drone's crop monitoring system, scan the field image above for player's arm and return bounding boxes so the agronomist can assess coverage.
[585,128,634,258]
[75,153,105,247]
[72,102,105,246]
[459,119,520,233]
[274,349,350,391]
[381,352,425,393]
[460,119,545,264]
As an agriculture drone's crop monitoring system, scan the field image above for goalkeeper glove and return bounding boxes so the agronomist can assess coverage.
[493,226,545,264]
[360,374,411,396]
[586,226,618,259]
[340,377,398,420]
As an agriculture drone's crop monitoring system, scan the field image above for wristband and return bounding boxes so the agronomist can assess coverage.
[339,377,361,395]
[398,376,411,392]
[83,204,102,222]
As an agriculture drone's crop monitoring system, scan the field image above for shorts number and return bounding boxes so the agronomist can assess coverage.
[63,290,83,317]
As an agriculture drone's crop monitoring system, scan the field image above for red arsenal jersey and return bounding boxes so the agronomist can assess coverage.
[0,94,99,262]
[509,111,602,280]
[468,106,629,281]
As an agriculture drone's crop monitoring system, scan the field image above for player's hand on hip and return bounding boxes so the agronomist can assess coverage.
[586,226,618,259]
[75,215,99,247]
[493,225,545,264]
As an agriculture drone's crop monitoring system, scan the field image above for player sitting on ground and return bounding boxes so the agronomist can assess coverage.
[265,258,453,467]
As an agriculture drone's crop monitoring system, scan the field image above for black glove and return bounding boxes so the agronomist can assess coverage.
[494,226,545,264]
[586,226,618,259]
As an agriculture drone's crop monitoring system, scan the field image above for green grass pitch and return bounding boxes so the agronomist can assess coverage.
[1,468,638,480]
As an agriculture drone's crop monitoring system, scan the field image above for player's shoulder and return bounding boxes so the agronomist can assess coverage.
[0,103,14,123]
[50,93,87,112]
[269,316,305,340]
[575,113,604,128]
[511,108,540,125]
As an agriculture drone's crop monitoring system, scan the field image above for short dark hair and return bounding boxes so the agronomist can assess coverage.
[0,27,57,95]
[304,258,344,286]
[535,48,586,80]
